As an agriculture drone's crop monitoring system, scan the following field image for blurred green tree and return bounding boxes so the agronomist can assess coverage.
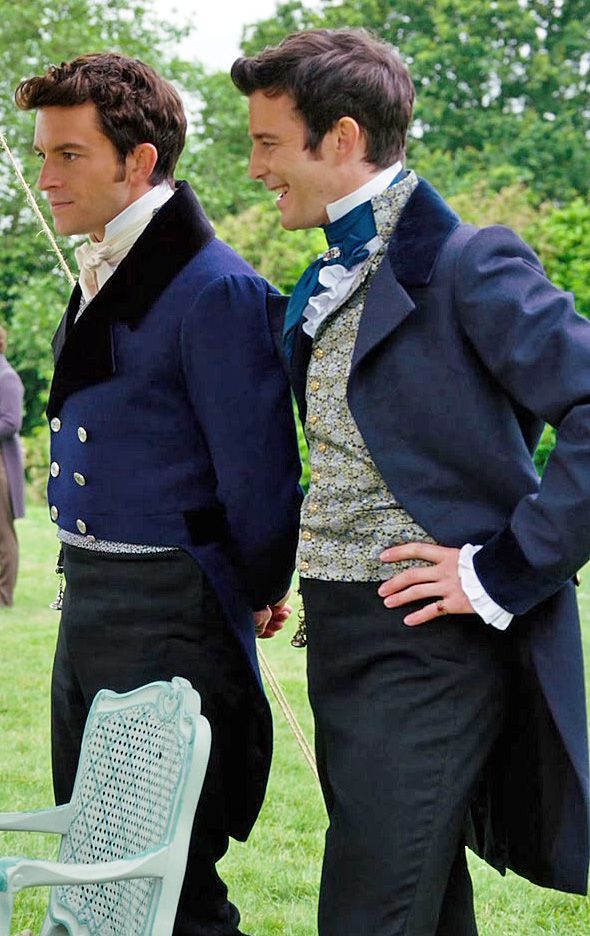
[242,0,590,203]
[0,0,199,431]
[216,199,325,294]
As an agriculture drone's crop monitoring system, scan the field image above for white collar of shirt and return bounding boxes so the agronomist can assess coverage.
[326,161,403,223]
[99,180,174,241]
[75,182,175,308]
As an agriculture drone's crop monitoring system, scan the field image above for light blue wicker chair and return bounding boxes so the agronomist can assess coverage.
[0,677,211,936]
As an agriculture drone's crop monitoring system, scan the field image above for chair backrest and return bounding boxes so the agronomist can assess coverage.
[45,677,210,936]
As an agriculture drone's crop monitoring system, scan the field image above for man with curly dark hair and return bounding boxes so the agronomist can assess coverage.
[16,52,301,936]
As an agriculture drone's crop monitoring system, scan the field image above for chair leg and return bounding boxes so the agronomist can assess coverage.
[0,890,14,936]
[40,911,69,935]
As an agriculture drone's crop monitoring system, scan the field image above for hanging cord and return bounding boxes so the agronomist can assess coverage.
[0,129,76,287]
[0,130,319,783]
[258,646,319,782]
[49,545,65,611]
[291,584,307,646]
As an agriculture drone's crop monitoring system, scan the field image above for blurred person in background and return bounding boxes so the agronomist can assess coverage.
[0,325,24,606]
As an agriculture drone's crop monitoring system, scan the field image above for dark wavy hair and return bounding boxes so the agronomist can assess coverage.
[15,52,186,184]
[231,28,415,167]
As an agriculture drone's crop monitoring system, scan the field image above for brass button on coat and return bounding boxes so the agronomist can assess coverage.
[318,442,327,453]
[50,506,59,521]
[77,427,88,442]
[302,530,312,541]
[76,519,87,534]
[50,462,60,477]
[310,379,321,392]
[309,414,319,425]
[50,417,61,432]
[300,560,310,572]
[313,347,325,360]
[73,472,86,487]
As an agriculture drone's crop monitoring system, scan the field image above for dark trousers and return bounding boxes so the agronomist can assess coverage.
[301,578,509,936]
[52,545,253,936]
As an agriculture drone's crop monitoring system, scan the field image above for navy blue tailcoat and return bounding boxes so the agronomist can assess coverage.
[276,180,590,894]
[47,182,302,836]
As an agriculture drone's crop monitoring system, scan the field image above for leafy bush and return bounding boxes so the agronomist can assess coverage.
[22,425,50,504]
[527,199,590,320]
[216,200,325,295]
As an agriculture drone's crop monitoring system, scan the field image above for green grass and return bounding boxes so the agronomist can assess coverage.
[1,506,589,933]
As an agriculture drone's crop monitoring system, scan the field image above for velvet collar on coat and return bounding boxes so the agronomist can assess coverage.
[285,178,461,418]
[349,179,461,373]
[48,181,215,418]
[387,178,460,287]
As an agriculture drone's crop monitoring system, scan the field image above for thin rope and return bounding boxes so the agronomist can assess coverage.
[0,128,319,784]
[0,129,76,287]
[258,647,319,782]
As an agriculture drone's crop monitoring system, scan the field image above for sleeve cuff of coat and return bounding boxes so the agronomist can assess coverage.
[473,524,569,616]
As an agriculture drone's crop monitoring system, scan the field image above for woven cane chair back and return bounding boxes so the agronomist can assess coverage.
[0,678,210,936]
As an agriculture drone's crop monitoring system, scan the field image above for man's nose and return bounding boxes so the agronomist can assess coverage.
[37,159,60,191]
[248,148,265,182]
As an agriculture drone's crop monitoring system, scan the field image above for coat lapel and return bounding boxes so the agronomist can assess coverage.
[51,301,72,363]
[47,182,215,418]
[351,179,461,371]
[350,258,415,371]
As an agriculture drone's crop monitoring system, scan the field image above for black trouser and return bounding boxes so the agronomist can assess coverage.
[302,578,509,936]
[52,545,254,936]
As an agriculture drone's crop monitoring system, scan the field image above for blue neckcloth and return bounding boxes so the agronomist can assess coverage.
[283,169,405,362]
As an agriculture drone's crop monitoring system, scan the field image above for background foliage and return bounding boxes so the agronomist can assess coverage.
[0,5,589,929]
[0,0,588,470]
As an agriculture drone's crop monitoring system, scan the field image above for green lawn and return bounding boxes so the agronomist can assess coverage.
[1,505,589,934]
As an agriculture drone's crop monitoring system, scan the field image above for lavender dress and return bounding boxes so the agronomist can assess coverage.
[0,355,25,519]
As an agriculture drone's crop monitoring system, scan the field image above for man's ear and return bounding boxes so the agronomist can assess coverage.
[332,116,363,160]
[128,142,159,183]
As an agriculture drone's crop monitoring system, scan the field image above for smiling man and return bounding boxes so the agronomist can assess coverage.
[232,27,590,936]
[15,53,301,936]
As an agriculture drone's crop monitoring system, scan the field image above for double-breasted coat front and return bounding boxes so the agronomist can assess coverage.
[47,182,302,837]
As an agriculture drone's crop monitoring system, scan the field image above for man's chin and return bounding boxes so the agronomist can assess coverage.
[53,219,88,237]
[52,218,76,236]
[279,212,311,232]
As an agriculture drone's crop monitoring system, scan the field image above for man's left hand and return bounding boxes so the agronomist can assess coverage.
[253,606,272,637]
[253,590,293,639]
[378,543,474,626]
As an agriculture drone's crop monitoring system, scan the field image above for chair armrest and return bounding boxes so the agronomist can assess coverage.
[0,804,72,835]
[0,846,169,895]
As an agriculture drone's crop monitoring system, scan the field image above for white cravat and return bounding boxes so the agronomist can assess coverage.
[74,182,174,303]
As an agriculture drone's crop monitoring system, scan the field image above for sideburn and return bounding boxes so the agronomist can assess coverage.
[113,157,127,183]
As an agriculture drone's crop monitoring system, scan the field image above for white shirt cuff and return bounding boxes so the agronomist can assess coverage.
[458,543,513,631]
